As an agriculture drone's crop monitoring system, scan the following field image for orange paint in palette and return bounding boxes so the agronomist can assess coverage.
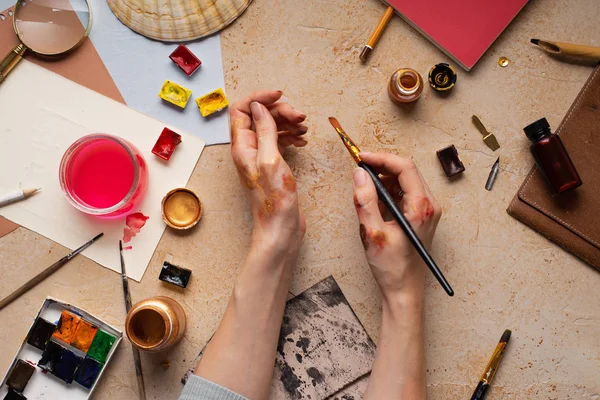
[71,321,99,353]
[52,310,81,343]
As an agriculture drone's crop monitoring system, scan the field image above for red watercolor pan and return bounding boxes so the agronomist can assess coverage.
[59,134,148,218]
[169,45,202,76]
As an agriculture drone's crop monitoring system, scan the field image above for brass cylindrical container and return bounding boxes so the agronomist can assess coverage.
[125,296,186,352]
[388,68,424,104]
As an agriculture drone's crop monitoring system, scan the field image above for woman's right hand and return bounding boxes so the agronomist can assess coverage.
[352,152,442,301]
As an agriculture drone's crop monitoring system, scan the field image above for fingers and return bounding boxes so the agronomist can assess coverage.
[251,102,281,166]
[234,90,284,117]
[359,152,426,199]
[267,102,306,125]
[359,152,440,226]
[230,108,258,179]
[353,168,385,229]
[277,123,309,136]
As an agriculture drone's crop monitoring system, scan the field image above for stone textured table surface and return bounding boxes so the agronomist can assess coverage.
[1,0,599,399]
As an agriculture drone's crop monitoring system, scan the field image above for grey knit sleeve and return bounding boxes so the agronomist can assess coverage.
[178,374,249,400]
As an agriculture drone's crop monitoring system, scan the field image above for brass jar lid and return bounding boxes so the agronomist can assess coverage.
[161,188,202,230]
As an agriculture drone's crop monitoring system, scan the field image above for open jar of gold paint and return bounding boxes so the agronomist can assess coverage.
[125,296,186,352]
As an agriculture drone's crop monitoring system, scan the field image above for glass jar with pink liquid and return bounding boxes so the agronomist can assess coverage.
[59,134,148,217]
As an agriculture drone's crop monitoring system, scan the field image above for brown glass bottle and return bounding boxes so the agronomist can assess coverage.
[524,118,582,194]
[388,68,423,104]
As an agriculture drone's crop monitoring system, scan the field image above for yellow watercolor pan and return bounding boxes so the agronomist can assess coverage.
[159,80,192,108]
[195,88,229,117]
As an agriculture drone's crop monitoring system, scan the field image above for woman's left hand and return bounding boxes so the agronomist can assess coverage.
[229,90,307,253]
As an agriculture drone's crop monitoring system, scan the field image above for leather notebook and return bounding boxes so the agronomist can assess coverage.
[507,64,600,271]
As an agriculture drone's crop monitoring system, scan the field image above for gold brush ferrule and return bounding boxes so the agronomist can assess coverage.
[329,117,362,164]
[479,342,507,384]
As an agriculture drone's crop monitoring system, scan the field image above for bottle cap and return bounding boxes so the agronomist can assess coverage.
[524,118,550,141]
[428,63,457,92]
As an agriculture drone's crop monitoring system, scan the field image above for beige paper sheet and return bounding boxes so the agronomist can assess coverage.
[0,60,205,281]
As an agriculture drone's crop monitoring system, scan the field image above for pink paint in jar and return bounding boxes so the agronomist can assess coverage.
[59,134,148,217]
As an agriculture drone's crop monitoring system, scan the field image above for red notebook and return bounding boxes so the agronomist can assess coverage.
[385,0,528,71]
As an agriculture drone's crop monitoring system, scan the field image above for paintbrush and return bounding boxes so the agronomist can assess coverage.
[470,329,512,400]
[0,233,103,310]
[531,38,600,63]
[119,241,147,400]
[360,6,394,62]
[328,117,454,297]
[472,115,500,151]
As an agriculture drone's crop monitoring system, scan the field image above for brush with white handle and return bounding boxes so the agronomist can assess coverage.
[0,188,40,207]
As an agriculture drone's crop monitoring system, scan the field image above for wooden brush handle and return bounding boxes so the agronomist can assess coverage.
[541,40,600,61]
[0,258,67,310]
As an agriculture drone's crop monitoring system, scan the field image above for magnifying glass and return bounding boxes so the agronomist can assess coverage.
[0,0,92,84]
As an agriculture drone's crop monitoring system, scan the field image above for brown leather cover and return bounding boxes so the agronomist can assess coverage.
[507,65,600,271]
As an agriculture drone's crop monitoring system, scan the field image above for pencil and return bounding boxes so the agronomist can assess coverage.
[360,6,394,62]
[531,39,600,63]
[0,188,40,207]
[0,233,103,310]
[470,330,512,400]
[328,117,454,297]
[119,241,147,400]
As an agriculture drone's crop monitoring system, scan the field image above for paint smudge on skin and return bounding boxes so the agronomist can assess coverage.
[368,228,387,250]
[282,174,296,192]
[412,196,434,223]
[123,212,149,243]
[123,246,133,251]
[245,172,261,190]
[359,224,369,250]
[258,191,282,219]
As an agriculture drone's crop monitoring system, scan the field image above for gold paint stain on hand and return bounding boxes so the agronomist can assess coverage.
[282,174,296,192]
[245,172,261,190]
[368,228,387,250]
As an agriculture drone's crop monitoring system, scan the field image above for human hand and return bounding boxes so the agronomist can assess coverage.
[352,152,442,300]
[230,90,307,253]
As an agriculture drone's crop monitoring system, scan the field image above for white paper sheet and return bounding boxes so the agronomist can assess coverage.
[0,60,205,281]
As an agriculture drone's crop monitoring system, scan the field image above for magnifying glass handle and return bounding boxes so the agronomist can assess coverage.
[0,44,26,85]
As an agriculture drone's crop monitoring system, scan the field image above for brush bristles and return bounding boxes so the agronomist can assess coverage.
[500,329,511,343]
[328,117,342,130]
[530,38,540,45]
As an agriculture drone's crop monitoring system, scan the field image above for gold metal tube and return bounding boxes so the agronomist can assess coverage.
[0,43,26,85]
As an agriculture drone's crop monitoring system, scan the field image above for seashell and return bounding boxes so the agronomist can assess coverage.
[107,0,252,42]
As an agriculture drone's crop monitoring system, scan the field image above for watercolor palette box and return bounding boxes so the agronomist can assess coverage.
[0,298,122,399]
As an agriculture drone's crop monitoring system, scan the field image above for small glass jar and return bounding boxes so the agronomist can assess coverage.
[125,296,187,353]
[524,118,582,194]
[388,68,424,104]
[59,134,148,218]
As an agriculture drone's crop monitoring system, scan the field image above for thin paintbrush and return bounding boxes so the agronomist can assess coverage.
[470,329,512,400]
[119,240,147,400]
[328,117,454,296]
[0,233,104,310]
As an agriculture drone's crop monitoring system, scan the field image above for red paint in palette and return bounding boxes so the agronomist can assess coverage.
[60,134,148,217]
